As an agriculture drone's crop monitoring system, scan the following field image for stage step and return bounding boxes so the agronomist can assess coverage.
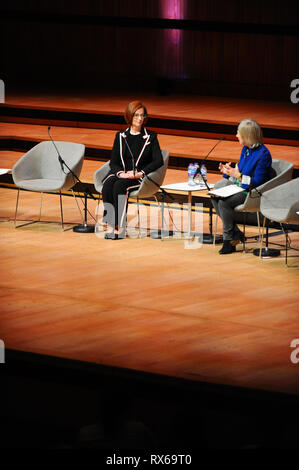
[1,123,299,176]
[1,103,299,146]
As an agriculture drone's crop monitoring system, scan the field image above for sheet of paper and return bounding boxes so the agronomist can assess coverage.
[161,182,214,191]
[208,184,244,197]
[0,169,11,176]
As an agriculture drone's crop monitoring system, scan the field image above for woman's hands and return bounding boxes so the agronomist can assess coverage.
[119,171,143,179]
[219,162,241,180]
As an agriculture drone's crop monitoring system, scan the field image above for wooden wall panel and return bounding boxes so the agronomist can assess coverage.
[1,1,298,99]
[3,0,298,24]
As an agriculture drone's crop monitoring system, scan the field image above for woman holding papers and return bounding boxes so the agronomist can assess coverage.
[211,118,272,254]
[101,101,163,239]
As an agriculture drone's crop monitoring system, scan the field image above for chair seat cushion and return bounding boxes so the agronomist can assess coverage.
[234,203,246,211]
[16,178,64,192]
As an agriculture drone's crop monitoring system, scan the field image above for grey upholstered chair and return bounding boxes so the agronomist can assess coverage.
[12,141,85,229]
[94,149,169,234]
[212,159,294,250]
[259,177,299,265]
[234,159,293,251]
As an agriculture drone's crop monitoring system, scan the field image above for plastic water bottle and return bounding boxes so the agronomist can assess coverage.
[188,163,196,186]
[200,164,207,185]
[193,163,200,185]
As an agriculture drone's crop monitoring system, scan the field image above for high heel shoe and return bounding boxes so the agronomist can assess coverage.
[104,228,126,240]
[104,231,117,240]
[219,241,236,254]
[115,228,126,239]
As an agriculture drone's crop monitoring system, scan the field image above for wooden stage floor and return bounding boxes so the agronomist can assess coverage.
[1,92,299,405]
[1,186,299,398]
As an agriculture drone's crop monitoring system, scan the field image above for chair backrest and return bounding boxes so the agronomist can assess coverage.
[235,158,294,213]
[93,149,170,199]
[12,141,85,191]
[93,161,111,193]
[130,149,170,198]
[264,159,294,192]
[260,177,299,225]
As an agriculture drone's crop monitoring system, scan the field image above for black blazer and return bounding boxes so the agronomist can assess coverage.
[109,127,163,177]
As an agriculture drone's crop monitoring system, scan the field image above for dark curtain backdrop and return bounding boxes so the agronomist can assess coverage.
[1,0,298,100]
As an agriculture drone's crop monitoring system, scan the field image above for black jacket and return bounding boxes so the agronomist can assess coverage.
[109,127,163,177]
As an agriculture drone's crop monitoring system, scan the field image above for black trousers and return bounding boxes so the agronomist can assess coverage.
[211,179,247,241]
[102,175,141,228]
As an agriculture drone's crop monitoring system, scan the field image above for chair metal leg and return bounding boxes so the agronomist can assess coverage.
[14,189,42,228]
[71,189,84,224]
[257,211,261,245]
[59,191,64,231]
[14,189,75,231]
[150,195,167,239]
[14,188,20,227]
[137,197,141,238]
[285,225,288,266]
[260,216,266,257]
[39,192,43,221]
[278,223,292,266]
[242,212,246,252]
[253,216,281,258]
[280,223,290,266]
[213,214,219,245]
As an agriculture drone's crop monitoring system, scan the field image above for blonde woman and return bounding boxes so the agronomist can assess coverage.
[212,119,272,254]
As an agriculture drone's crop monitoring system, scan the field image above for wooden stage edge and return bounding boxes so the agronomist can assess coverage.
[3,91,299,129]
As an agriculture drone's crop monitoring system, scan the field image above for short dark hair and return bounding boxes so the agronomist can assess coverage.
[124,101,148,126]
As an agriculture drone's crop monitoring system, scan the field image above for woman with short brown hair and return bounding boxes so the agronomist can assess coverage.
[124,100,148,127]
[101,101,163,239]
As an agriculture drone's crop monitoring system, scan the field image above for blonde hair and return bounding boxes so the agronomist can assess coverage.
[238,119,263,146]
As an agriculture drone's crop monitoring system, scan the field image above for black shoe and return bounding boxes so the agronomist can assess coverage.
[115,228,126,239]
[104,232,118,240]
[219,241,236,254]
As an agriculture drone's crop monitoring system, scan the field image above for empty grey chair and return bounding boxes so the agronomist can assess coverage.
[12,140,85,229]
[94,149,169,234]
[259,177,299,265]
[234,159,294,251]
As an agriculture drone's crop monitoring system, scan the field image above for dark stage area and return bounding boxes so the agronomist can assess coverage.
[2,350,299,450]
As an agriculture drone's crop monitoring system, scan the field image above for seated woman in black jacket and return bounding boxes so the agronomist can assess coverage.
[101,101,163,239]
